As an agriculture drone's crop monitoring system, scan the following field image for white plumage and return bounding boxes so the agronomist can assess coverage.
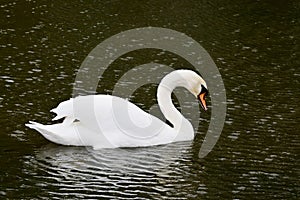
[26,70,208,149]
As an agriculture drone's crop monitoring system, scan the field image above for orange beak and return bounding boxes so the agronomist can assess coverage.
[198,93,207,111]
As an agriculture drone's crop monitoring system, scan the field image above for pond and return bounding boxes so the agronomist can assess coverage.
[0,0,299,199]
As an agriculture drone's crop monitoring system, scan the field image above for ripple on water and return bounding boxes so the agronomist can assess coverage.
[22,142,207,199]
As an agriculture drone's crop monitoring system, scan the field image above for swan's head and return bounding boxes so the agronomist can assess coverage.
[180,70,209,111]
[159,69,209,111]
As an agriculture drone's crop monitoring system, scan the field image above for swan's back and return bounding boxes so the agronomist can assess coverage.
[52,95,154,127]
[41,95,176,148]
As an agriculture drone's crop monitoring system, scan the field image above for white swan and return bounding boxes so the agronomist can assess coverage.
[26,70,208,149]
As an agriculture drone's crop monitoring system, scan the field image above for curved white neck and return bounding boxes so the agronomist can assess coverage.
[157,71,194,138]
[157,85,182,129]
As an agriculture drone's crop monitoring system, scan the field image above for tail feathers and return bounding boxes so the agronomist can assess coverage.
[25,121,64,145]
[25,121,81,146]
[25,121,51,135]
[52,115,64,121]
[25,121,43,129]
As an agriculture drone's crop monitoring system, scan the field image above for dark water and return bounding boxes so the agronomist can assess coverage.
[1,0,299,199]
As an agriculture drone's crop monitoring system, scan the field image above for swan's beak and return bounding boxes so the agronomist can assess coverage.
[198,93,207,111]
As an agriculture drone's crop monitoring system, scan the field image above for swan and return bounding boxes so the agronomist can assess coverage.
[26,70,208,149]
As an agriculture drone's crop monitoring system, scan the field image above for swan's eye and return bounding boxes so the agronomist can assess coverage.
[200,85,208,95]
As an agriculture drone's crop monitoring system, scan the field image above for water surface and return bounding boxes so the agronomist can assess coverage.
[0,0,299,199]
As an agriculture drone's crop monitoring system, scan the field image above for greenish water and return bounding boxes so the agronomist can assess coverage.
[1,0,299,199]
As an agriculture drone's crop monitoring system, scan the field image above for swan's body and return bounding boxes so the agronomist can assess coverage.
[26,70,208,149]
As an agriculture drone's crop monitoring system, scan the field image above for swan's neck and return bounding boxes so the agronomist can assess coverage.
[157,85,182,129]
[157,71,194,138]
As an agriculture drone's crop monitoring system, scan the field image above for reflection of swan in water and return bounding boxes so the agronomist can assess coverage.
[28,143,208,198]
[34,142,192,175]
[26,70,208,148]
[29,141,192,199]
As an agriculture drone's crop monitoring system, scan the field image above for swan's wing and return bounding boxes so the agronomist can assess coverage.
[70,95,173,145]
[69,95,156,131]
[47,95,174,147]
[95,95,174,146]
[50,95,155,123]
